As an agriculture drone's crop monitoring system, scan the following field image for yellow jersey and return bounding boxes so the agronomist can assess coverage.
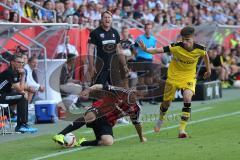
[163,42,206,80]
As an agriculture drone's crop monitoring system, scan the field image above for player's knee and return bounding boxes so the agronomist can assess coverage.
[183,90,193,103]
[162,101,171,108]
[100,135,114,146]
[84,112,96,123]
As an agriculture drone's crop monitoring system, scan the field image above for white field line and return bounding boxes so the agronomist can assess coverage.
[79,107,212,134]
[31,110,240,160]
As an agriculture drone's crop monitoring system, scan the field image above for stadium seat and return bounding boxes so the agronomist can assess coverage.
[0,104,14,135]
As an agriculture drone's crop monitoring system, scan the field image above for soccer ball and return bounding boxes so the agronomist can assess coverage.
[64,133,77,147]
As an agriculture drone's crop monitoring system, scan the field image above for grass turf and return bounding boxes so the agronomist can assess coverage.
[0,98,240,160]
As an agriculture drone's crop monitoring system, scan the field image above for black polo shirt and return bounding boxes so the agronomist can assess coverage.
[0,67,20,93]
[89,26,120,70]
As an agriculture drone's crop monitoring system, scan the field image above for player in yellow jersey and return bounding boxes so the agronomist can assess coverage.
[138,26,211,138]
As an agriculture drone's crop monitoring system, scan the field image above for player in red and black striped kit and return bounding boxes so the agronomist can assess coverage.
[53,84,147,147]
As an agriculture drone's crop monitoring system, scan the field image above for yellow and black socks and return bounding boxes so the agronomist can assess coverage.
[179,103,191,132]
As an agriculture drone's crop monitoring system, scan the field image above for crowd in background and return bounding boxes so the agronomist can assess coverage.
[0,0,240,88]
[0,0,240,27]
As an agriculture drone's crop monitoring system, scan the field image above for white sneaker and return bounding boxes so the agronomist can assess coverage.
[117,118,129,124]
[154,119,163,132]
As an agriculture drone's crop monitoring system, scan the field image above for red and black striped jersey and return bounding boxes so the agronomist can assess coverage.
[92,85,141,126]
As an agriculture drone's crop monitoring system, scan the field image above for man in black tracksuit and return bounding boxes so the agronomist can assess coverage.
[0,54,37,133]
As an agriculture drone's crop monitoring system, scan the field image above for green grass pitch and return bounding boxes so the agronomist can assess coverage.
[0,92,240,160]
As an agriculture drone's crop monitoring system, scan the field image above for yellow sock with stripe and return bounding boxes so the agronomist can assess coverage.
[179,103,191,132]
[179,112,190,132]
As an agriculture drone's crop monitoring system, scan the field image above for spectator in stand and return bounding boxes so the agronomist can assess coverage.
[41,0,55,22]
[133,4,143,21]
[74,4,86,17]
[112,7,121,20]
[9,11,19,22]
[0,9,10,22]
[12,0,33,18]
[63,0,75,19]
[72,15,79,24]
[90,3,101,21]
[55,1,65,19]
[32,0,43,22]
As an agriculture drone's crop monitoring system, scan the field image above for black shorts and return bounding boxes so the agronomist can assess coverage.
[95,70,122,86]
[86,116,113,140]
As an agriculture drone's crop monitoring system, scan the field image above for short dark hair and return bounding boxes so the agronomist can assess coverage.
[101,10,112,18]
[144,22,152,29]
[180,26,195,37]
[28,56,38,63]
[121,26,128,31]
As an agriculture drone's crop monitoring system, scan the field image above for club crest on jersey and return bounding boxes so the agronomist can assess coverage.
[14,77,18,81]
[112,34,115,37]
[100,33,104,38]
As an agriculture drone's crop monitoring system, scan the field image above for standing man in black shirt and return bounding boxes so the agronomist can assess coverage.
[88,11,128,87]
[0,54,37,133]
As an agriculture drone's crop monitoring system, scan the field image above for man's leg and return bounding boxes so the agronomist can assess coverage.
[179,89,194,138]
[16,96,28,127]
[95,70,109,85]
[80,135,113,146]
[81,117,114,146]
[0,91,38,133]
[53,109,97,145]
[98,135,114,146]
[154,100,171,132]
[58,117,86,135]
[0,92,26,126]
[154,81,176,132]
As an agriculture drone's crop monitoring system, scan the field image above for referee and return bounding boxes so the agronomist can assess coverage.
[88,10,128,86]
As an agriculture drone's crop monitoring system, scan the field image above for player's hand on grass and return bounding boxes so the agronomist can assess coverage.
[203,70,211,79]
[138,40,147,52]
[140,137,147,143]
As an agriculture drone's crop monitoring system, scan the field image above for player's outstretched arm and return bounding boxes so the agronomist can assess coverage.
[80,84,103,98]
[133,123,147,143]
[129,110,146,142]
[138,40,164,54]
